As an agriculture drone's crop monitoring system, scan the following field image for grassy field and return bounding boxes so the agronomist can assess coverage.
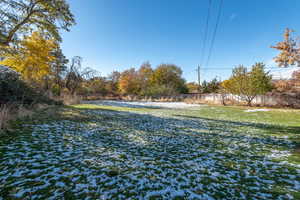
[0,101,300,199]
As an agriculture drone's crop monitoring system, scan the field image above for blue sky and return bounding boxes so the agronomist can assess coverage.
[61,0,300,82]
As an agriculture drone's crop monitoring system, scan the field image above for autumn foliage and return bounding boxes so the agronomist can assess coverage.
[271,28,300,67]
[222,63,273,106]
[119,68,141,95]
[1,32,58,86]
[118,63,187,96]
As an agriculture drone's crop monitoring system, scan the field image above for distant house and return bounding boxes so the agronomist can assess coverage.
[271,67,299,80]
[272,68,300,92]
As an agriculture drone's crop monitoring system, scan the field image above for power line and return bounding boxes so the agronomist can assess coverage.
[200,0,212,67]
[199,67,279,70]
[205,0,224,66]
[196,0,212,89]
[189,67,282,77]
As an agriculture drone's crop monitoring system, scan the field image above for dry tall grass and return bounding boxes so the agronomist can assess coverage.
[0,104,38,133]
[62,94,82,105]
[17,105,34,119]
[0,104,12,131]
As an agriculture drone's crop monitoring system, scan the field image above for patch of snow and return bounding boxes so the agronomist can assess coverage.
[85,100,203,109]
[268,150,291,159]
[244,109,270,112]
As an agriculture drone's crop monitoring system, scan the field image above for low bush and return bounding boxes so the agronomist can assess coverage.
[270,92,300,108]
[0,65,60,105]
[144,85,179,97]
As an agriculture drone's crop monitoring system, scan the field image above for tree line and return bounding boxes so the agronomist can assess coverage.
[1,31,189,98]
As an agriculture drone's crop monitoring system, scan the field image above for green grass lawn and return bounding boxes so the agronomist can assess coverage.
[173,105,300,126]
[0,101,299,199]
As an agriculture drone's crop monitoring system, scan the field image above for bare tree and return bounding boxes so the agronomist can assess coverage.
[65,56,95,95]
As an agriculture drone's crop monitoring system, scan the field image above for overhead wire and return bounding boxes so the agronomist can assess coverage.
[199,0,212,67]
[205,0,224,67]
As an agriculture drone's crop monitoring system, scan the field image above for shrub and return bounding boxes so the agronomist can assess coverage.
[145,85,178,97]
[0,65,58,105]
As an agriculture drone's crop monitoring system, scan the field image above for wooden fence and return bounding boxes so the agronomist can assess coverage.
[182,93,278,106]
[173,93,300,108]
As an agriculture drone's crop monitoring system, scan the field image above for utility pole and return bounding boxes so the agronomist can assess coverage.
[196,65,201,93]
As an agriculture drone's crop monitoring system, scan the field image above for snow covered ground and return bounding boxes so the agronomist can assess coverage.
[0,103,299,199]
[85,100,203,109]
[245,109,271,112]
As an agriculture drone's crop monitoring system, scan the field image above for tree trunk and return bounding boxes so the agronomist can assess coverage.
[247,100,252,107]
[246,96,255,107]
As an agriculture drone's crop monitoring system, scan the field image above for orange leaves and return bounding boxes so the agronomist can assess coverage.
[271,28,300,67]
[118,68,141,95]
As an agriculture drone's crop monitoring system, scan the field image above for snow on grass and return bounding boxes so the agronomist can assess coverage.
[245,108,271,112]
[0,103,299,199]
[268,150,291,159]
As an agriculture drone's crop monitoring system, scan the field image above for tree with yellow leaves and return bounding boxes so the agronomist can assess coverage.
[222,63,272,106]
[0,32,58,87]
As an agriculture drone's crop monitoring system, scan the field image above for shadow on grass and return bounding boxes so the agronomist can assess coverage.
[76,106,300,166]
[174,114,300,136]
[71,106,300,147]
